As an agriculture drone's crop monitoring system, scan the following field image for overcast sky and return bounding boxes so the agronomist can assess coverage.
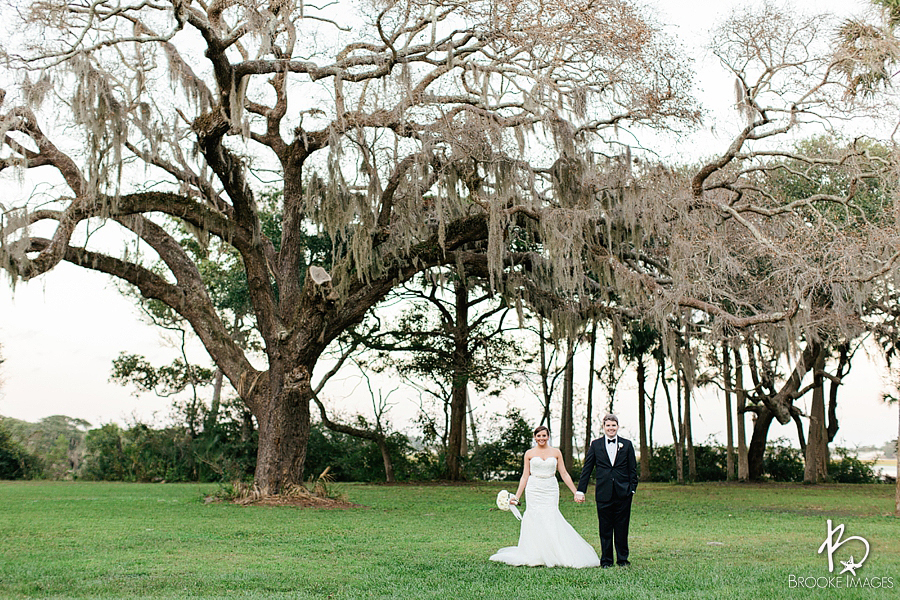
[2,0,896,450]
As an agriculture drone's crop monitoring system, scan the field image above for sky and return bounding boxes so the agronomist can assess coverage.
[1,0,897,451]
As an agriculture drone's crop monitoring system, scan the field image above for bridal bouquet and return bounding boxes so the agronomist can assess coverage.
[496,490,522,521]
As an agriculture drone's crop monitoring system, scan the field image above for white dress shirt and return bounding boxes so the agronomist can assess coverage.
[605,436,618,464]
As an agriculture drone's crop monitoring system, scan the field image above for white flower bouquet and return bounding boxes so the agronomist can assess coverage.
[496,490,522,520]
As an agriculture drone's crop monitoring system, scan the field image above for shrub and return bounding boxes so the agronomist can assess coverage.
[0,420,43,479]
[646,440,878,484]
[648,445,677,482]
[466,441,516,480]
[762,440,804,482]
[305,422,420,482]
[80,423,129,481]
[828,449,878,483]
[464,409,533,481]
[80,418,258,483]
[647,444,727,482]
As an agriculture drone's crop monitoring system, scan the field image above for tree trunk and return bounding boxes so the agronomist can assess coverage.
[723,345,735,481]
[675,422,685,483]
[446,373,469,480]
[466,388,479,452]
[793,412,807,456]
[378,438,396,483]
[206,312,242,433]
[826,343,848,456]
[680,322,696,483]
[666,359,685,484]
[649,363,657,454]
[205,369,224,432]
[895,406,899,516]
[661,352,681,484]
[254,379,311,495]
[560,336,576,472]
[637,354,650,481]
[445,277,471,481]
[240,410,255,443]
[539,319,552,429]
[804,351,828,484]
[684,369,696,482]
[748,407,775,481]
[585,321,598,456]
[734,345,749,482]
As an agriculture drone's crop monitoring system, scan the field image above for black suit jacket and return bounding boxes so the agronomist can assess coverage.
[577,437,638,503]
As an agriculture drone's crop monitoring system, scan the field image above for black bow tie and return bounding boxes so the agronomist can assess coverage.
[607,438,616,444]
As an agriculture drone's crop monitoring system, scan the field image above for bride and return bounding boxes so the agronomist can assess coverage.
[490,425,601,568]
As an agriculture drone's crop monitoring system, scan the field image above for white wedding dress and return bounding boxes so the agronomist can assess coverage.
[490,456,601,568]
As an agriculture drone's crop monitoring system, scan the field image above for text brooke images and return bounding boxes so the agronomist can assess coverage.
[788,575,894,589]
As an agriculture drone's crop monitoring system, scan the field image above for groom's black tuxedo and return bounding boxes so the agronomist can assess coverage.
[578,436,638,501]
[577,436,638,566]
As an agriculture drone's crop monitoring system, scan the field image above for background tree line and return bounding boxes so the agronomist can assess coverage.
[0,407,886,485]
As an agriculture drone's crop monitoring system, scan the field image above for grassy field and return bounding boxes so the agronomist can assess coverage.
[0,481,897,599]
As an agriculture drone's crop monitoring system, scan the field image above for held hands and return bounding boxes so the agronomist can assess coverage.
[574,491,585,503]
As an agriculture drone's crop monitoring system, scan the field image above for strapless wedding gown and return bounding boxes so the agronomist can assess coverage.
[490,456,601,568]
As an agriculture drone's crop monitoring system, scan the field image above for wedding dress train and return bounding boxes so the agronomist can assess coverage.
[490,456,601,568]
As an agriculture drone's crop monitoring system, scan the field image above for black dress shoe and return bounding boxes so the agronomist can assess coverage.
[601,563,613,569]
[617,560,631,567]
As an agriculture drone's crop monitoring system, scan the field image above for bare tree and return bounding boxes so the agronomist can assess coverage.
[355,268,528,480]
[515,4,900,487]
[659,4,900,482]
[310,348,400,483]
[530,313,581,436]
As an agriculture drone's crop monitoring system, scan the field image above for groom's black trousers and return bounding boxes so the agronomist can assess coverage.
[596,493,632,565]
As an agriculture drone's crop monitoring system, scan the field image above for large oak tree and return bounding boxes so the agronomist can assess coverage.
[0,0,697,493]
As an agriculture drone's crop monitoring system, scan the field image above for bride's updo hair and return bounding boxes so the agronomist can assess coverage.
[533,425,550,437]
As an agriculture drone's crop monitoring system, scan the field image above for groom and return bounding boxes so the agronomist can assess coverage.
[575,413,638,567]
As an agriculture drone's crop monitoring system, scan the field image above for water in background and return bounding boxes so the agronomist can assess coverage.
[874,463,897,479]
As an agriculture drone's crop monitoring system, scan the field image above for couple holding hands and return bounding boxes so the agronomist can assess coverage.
[490,414,638,569]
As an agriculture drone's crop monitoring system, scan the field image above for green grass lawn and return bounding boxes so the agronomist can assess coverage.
[0,481,897,599]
